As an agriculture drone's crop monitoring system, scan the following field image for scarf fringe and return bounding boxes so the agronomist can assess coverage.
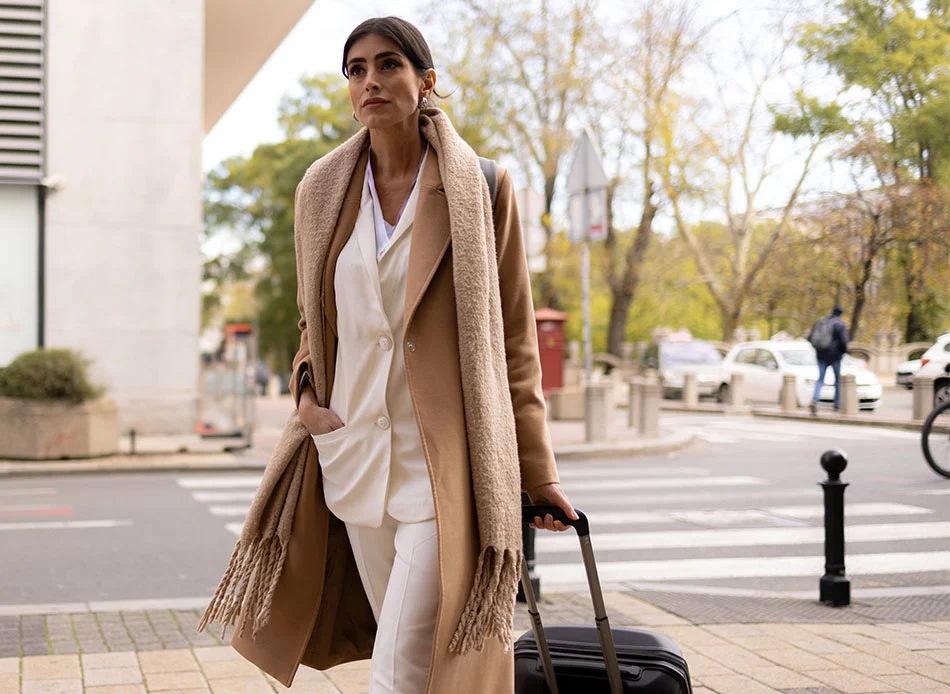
[196,535,286,640]
[448,546,521,655]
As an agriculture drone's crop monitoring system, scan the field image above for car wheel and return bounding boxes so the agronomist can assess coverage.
[717,383,730,405]
[935,383,950,408]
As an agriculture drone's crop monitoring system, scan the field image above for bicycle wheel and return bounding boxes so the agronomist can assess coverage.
[922,401,950,479]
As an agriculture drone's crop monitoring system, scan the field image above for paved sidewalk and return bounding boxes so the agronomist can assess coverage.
[3,591,950,693]
[0,397,692,476]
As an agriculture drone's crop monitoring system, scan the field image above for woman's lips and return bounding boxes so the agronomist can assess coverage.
[363,100,388,109]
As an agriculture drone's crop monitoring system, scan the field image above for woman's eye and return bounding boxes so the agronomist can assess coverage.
[382,59,399,70]
[349,66,365,77]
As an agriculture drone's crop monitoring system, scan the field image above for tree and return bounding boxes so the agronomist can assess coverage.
[798,0,950,339]
[594,0,705,357]
[202,75,358,367]
[431,0,603,307]
[658,33,845,340]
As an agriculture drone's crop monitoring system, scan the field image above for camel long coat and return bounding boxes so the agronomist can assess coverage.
[230,146,560,691]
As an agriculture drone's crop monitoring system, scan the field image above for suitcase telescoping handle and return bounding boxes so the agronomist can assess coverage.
[521,505,623,694]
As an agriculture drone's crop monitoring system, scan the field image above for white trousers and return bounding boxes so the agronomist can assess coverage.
[345,514,439,694]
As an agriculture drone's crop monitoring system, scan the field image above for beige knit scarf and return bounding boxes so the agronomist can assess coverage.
[198,108,523,654]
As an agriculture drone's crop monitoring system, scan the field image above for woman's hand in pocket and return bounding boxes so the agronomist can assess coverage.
[298,385,344,436]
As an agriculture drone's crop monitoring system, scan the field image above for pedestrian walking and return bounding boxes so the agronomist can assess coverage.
[807,305,850,414]
[199,16,575,693]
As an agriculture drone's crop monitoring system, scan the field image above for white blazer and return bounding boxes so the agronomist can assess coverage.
[310,155,435,528]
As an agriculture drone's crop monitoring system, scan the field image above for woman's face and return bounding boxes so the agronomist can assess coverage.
[345,34,434,130]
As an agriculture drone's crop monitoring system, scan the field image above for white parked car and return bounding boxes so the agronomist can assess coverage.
[914,333,950,406]
[718,340,883,410]
[642,338,723,399]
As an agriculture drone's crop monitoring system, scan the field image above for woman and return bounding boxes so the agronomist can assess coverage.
[200,16,576,693]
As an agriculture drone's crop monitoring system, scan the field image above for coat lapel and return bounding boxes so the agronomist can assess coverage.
[405,148,450,328]
[323,150,369,338]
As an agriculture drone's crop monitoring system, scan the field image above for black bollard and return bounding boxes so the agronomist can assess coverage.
[819,449,850,607]
[517,492,541,603]
[129,429,136,455]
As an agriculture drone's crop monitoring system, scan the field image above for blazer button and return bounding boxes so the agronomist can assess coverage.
[378,335,393,351]
[407,341,415,352]
[376,416,391,430]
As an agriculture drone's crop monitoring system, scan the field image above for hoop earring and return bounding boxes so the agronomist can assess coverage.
[352,111,359,122]
[418,96,430,111]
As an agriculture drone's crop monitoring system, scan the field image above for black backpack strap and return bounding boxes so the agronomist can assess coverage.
[478,156,499,212]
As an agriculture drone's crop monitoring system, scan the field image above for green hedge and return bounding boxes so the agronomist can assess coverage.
[0,349,104,403]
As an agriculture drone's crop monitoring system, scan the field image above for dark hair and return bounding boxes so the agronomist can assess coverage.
[342,17,444,98]
[832,305,844,316]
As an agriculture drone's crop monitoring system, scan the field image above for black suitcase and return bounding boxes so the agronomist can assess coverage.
[515,505,692,694]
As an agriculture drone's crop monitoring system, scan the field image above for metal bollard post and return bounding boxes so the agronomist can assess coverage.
[819,449,850,607]
[839,374,858,415]
[639,379,661,438]
[683,372,699,409]
[517,492,541,603]
[780,374,797,413]
[129,429,136,455]
[628,378,642,431]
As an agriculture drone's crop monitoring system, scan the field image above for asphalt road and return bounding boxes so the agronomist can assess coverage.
[1,411,946,607]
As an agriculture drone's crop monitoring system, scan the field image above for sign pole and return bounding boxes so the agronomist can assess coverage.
[567,129,608,444]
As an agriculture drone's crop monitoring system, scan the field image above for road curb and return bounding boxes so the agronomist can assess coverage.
[0,431,695,477]
[554,429,694,462]
[751,408,924,432]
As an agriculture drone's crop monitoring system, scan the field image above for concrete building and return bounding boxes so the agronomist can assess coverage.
[0,0,313,433]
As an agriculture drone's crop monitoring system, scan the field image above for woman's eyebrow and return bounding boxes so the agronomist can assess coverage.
[347,51,402,68]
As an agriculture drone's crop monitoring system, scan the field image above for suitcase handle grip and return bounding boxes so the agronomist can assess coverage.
[522,505,589,537]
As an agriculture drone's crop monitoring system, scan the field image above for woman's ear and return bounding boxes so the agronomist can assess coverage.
[423,68,437,97]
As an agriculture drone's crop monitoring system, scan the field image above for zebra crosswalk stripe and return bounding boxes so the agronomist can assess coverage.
[537,551,950,586]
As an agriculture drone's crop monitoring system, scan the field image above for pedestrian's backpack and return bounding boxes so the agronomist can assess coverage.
[810,317,836,351]
[478,157,499,213]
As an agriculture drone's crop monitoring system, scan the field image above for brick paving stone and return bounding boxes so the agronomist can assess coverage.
[138,650,199,674]
[0,673,19,694]
[142,671,210,690]
[728,636,796,652]
[693,644,776,670]
[83,686,147,694]
[906,663,950,684]
[874,673,950,692]
[206,675,273,693]
[192,648,241,665]
[21,642,50,657]
[21,680,83,693]
[679,651,734,677]
[790,637,859,655]
[804,668,898,693]
[823,652,910,676]
[0,646,18,659]
[22,654,81,681]
[745,665,824,690]
[83,667,144,687]
[199,659,259,680]
[697,673,782,693]
[759,648,839,671]
[0,659,16,674]
[82,653,139,670]
[50,643,79,655]
[185,634,222,649]
[651,625,732,648]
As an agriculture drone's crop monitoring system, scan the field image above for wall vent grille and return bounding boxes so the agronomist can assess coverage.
[0,0,44,183]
